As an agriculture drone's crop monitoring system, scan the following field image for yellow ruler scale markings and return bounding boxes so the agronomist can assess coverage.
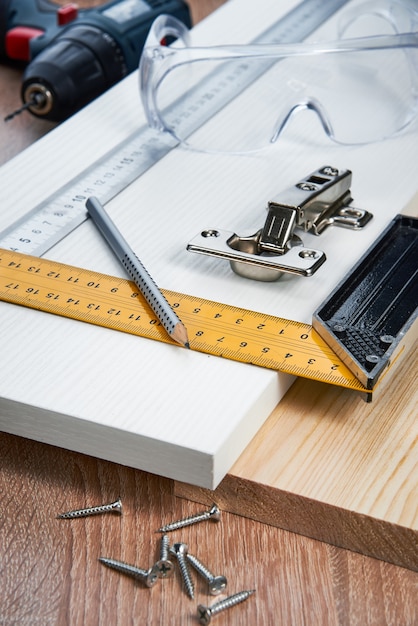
[0,248,367,392]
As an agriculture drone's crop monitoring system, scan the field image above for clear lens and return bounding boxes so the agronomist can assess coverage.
[152,44,417,152]
[312,46,417,144]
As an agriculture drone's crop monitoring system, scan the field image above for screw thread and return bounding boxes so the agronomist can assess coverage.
[99,557,147,579]
[210,590,255,616]
[57,498,122,519]
[157,504,220,532]
[177,553,195,599]
[170,545,195,599]
[187,553,214,582]
[160,534,170,561]
[99,557,158,587]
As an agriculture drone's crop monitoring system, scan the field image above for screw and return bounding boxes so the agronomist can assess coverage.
[99,557,159,588]
[365,354,380,370]
[170,542,195,599]
[297,182,317,191]
[57,498,122,519]
[298,249,319,260]
[380,334,395,347]
[202,229,220,238]
[186,552,227,595]
[319,166,338,177]
[157,503,220,533]
[332,323,347,337]
[155,534,174,579]
[197,589,256,624]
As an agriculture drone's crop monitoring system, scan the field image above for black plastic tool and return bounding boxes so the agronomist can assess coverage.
[313,214,418,389]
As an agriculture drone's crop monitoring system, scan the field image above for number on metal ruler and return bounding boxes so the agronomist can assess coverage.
[0,0,349,257]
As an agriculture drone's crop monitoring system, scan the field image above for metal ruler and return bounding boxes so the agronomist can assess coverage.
[0,0,349,257]
[0,248,367,392]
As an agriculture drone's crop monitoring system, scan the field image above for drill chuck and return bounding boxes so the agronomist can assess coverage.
[1,0,191,122]
[22,82,53,116]
[21,25,126,121]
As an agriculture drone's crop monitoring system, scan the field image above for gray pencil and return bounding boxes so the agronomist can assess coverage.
[86,196,189,348]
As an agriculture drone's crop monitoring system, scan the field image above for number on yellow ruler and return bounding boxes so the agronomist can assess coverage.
[0,248,366,391]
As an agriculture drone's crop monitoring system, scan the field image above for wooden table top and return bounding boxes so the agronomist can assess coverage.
[0,2,417,624]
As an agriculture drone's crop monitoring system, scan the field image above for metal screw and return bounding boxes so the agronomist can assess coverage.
[319,166,338,177]
[57,498,122,519]
[186,552,227,595]
[297,182,317,191]
[202,229,220,238]
[197,589,256,624]
[170,542,195,599]
[298,249,319,260]
[332,323,347,337]
[99,557,159,588]
[380,334,395,347]
[365,354,380,369]
[155,534,174,579]
[157,503,221,533]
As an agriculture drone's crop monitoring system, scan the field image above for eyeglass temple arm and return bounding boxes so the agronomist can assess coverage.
[147,14,191,48]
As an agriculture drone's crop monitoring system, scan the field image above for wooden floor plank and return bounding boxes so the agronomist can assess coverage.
[176,337,418,570]
[1,432,417,625]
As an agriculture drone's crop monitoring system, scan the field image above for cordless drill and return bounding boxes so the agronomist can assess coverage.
[0,0,190,121]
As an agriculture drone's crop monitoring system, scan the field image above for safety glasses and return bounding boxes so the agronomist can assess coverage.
[139,2,418,153]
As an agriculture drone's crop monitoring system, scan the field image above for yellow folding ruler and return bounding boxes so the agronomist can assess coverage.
[0,248,367,392]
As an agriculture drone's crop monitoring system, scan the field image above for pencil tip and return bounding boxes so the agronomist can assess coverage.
[171,322,190,349]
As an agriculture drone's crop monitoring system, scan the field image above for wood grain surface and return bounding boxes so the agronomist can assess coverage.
[1,1,417,624]
[176,336,418,571]
[1,432,417,626]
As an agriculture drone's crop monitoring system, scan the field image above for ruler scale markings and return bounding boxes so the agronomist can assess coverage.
[179,305,339,357]
[0,0,349,257]
[0,249,365,391]
[0,249,348,368]
[0,1,360,393]
[0,128,176,256]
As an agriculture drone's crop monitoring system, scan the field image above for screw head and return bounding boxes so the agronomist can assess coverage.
[297,182,317,191]
[208,504,221,521]
[145,565,160,588]
[202,229,220,238]
[319,166,338,177]
[172,542,188,555]
[380,334,395,346]
[333,323,347,337]
[197,605,212,625]
[209,574,227,595]
[298,249,319,260]
[155,558,174,578]
[365,354,380,370]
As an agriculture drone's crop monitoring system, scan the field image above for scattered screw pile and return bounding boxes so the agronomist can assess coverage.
[57,499,255,622]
